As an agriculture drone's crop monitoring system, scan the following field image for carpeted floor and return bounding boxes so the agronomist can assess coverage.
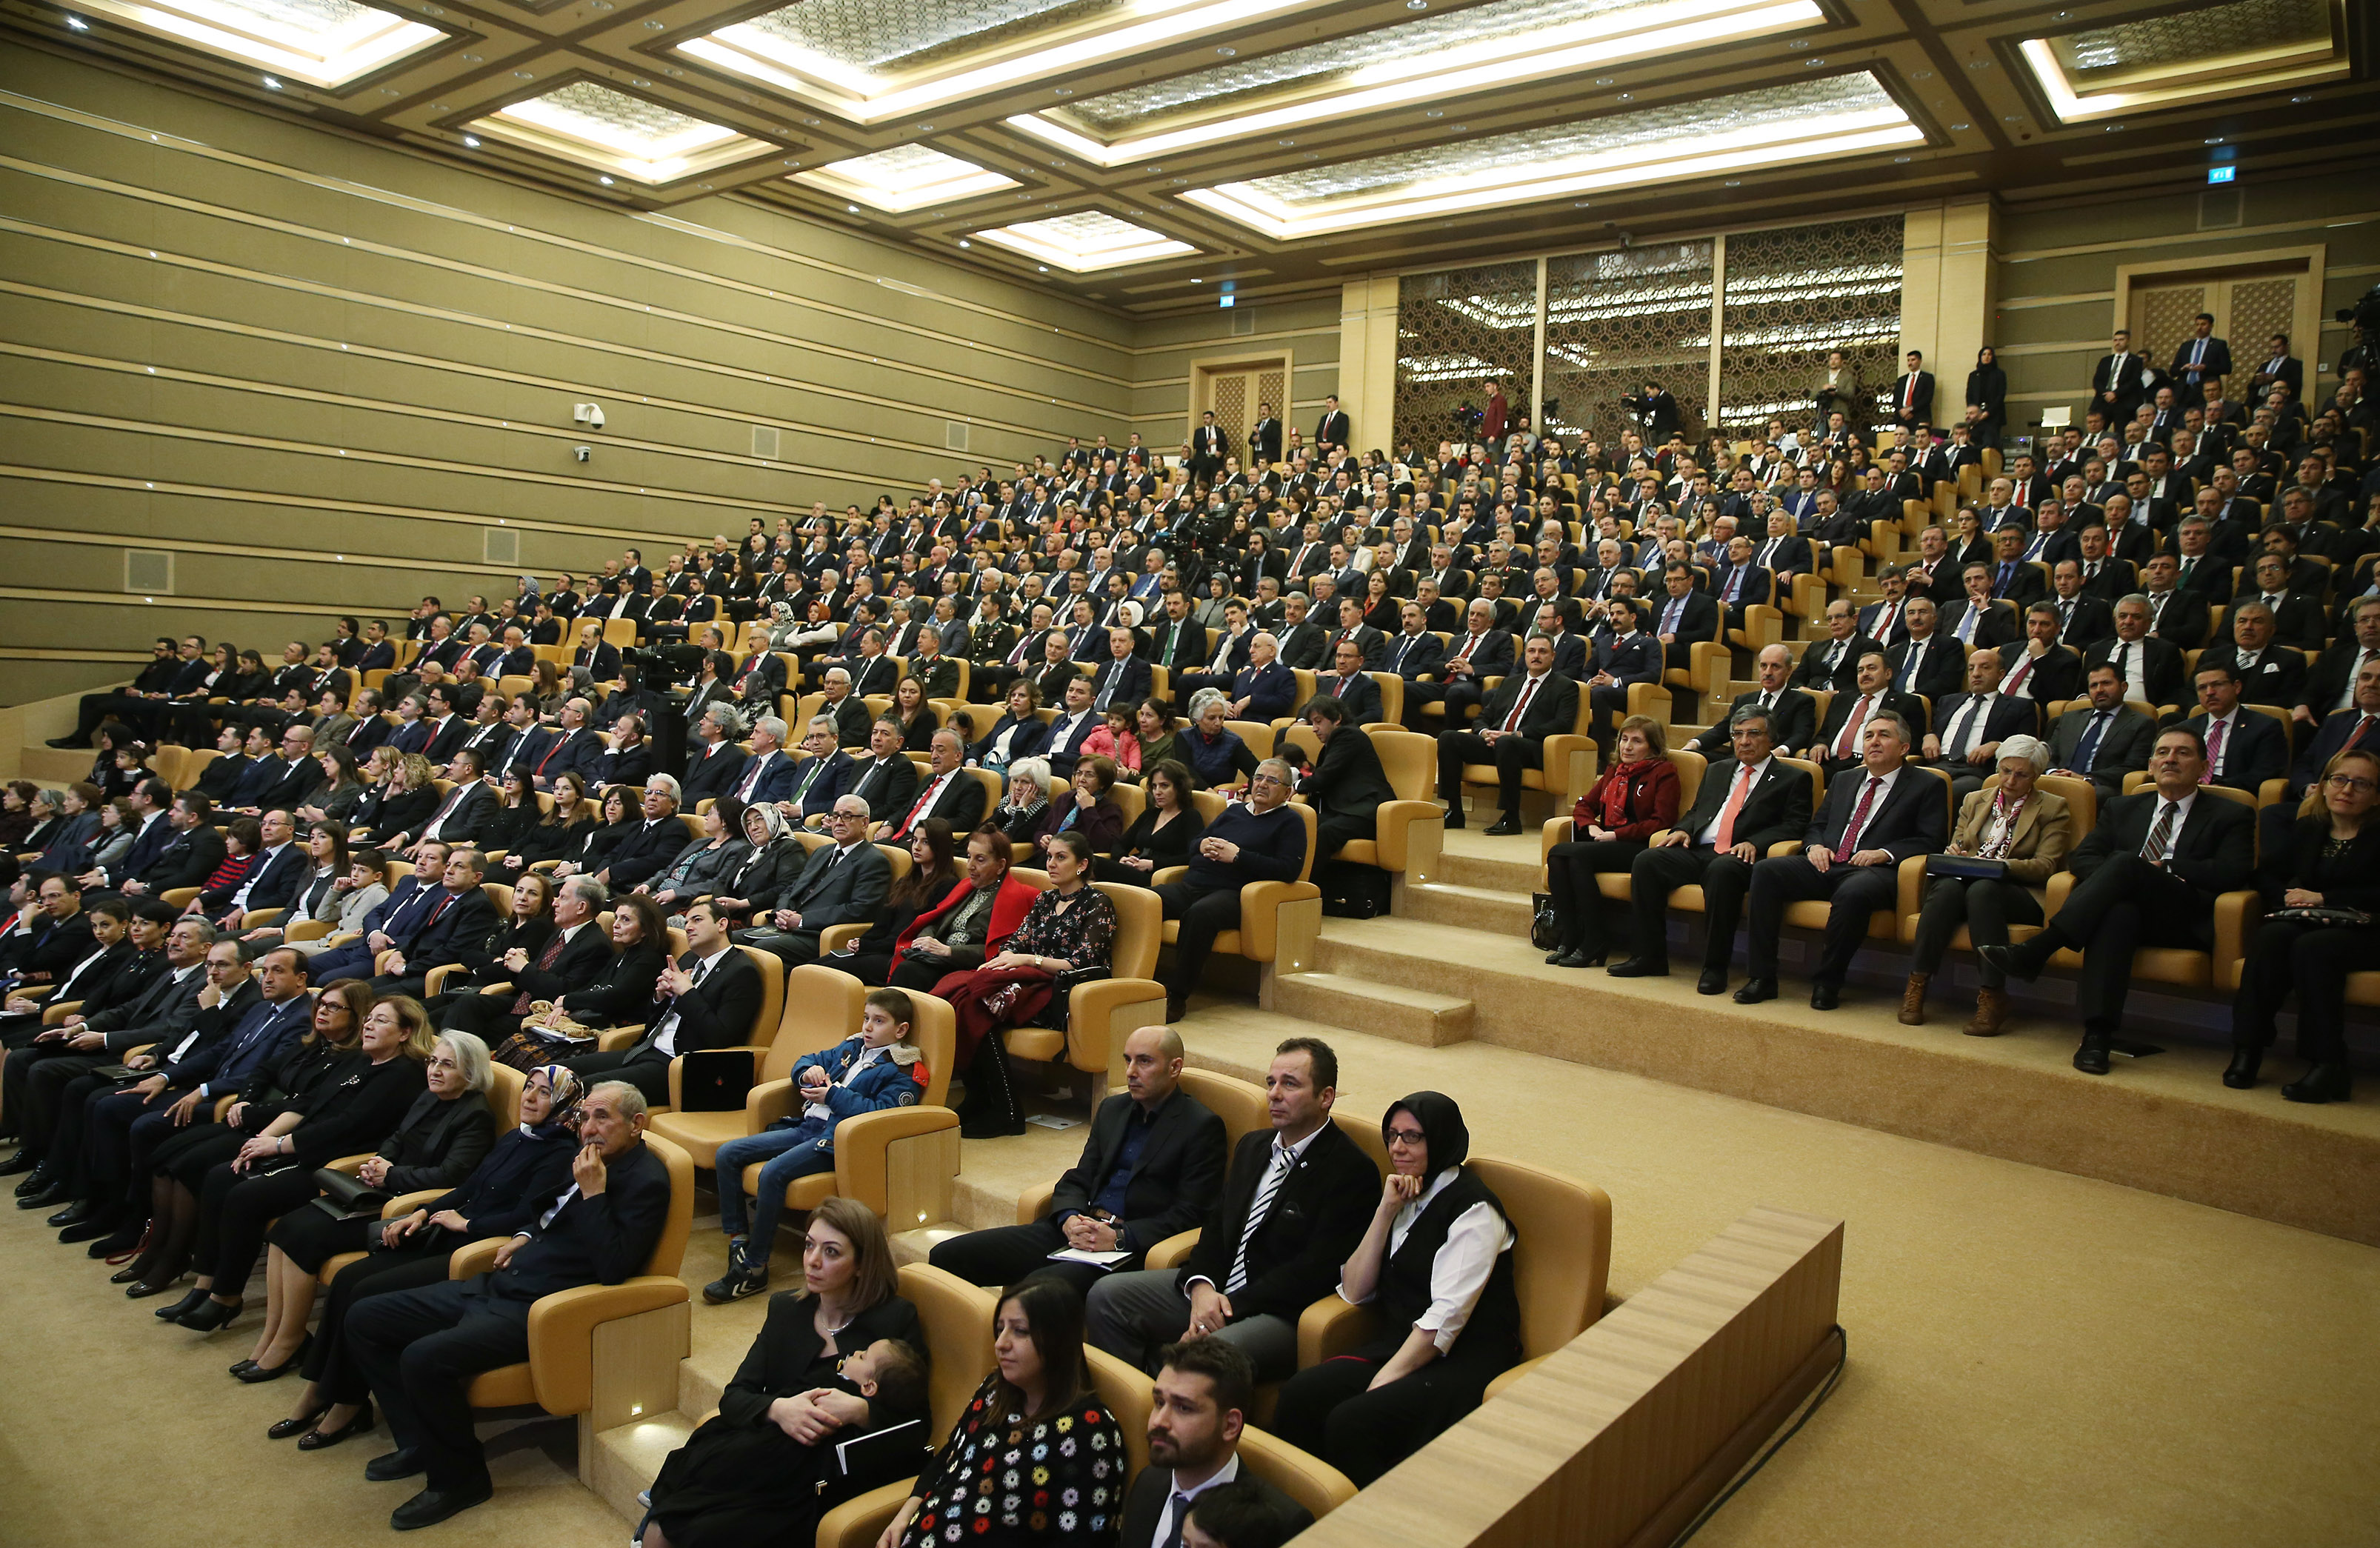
[5,1004,2376,1547]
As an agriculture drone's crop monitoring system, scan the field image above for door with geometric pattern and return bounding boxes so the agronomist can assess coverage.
[2127,263,2316,398]
[1194,359,1288,467]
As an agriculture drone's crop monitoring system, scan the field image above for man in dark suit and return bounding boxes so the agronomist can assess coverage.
[1707,536,1773,634]
[389,750,497,858]
[1119,1340,1315,1548]
[1087,1036,1379,1381]
[1689,647,1816,758]
[681,704,752,807]
[739,798,891,967]
[1884,598,1966,703]
[1791,601,1864,693]
[1313,396,1350,455]
[773,718,850,821]
[2042,562,2116,653]
[1144,590,1209,676]
[2175,663,2288,793]
[1984,726,2253,1073]
[1188,411,1227,484]
[813,669,874,749]
[564,901,759,1104]
[357,847,500,999]
[1646,561,1719,672]
[1924,650,2041,798]
[2044,665,2157,798]
[2092,330,2150,425]
[1310,640,1383,724]
[1742,710,1947,1009]
[1088,627,1154,713]
[440,875,619,1047]
[2169,313,2232,393]
[1379,603,1444,687]
[877,730,988,843]
[1890,350,1933,430]
[2289,658,2380,798]
[1248,401,1282,467]
[597,777,694,891]
[1809,650,1928,770]
[1437,636,1579,835]
[198,808,307,929]
[2083,598,2187,710]
[347,1081,671,1528]
[1930,575,2016,658]
[1402,598,1511,731]
[932,1026,1226,1295]
[1998,603,2085,709]
[1616,703,1814,995]
[1581,598,1661,747]
[835,719,921,828]
[2197,601,2307,708]
[2296,598,2380,734]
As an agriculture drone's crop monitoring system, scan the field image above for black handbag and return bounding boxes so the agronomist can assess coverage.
[676,1048,759,1113]
[1925,854,2008,881]
[310,1167,390,1221]
[1530,893,1561,952]
[2267,905,2374,927]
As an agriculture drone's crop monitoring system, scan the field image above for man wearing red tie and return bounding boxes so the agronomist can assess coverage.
[1892,350,1934,431]
[876,730,987,842]
[1317,639,1383,724]
[1434,636,1579,835]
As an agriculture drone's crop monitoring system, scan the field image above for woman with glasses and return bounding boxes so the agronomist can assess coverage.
[2226,747,2380,1103]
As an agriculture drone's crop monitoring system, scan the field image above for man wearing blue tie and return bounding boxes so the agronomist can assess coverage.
[2169,313,2232,392]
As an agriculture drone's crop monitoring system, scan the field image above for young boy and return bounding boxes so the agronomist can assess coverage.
[703,988,928,1303]
[831,1337,927,1419]
[1182,1482,1300,1548]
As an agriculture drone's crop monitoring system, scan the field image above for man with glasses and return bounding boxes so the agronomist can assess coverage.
[736,796,890,969]
[1156,760,1310,1021]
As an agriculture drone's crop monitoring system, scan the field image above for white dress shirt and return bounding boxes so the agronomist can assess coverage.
[1337,1165,1513,1353]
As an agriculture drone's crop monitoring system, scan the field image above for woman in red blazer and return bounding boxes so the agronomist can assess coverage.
[1544,714,1679,967]
[885,825,1040,993]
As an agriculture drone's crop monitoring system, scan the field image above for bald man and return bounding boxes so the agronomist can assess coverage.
[927,1026,1227,1297]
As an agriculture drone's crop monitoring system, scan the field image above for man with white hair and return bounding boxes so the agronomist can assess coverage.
[681,704,750,807]
[1156,758,1308,1020]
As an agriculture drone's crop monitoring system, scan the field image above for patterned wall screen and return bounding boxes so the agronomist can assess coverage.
[1542,239,1716,452]
[1394,261,1537,456]
[2130,282,2210,378]
[1715,216,1904,437]
[2225,278,2299,384]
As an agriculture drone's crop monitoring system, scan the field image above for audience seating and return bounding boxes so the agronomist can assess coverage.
[1151,799,1323,1006]
[646,963,867,1169]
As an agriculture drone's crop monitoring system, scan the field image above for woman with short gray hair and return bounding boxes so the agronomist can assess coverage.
[1901,733,2074,1036]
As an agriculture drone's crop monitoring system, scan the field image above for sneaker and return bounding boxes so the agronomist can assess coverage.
[701,1242,768,1304]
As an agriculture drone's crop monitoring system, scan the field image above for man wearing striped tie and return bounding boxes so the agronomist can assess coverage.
[1981,727,2253,1073]
[1087,1037,1380,1381]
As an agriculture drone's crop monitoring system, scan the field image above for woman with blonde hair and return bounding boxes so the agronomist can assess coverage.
[1900,733,2072,1035]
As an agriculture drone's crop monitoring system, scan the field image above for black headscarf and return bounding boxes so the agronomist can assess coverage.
[1383,1090,1470,1172]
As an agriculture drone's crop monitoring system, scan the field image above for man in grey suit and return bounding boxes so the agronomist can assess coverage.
[734,795,889,968]
[1116,1340,1314,1548]
[2044,662,2157,798]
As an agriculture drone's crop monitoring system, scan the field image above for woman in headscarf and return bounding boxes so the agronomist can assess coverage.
[1270,1091,1521,1487]
[268,1064,587,1452]
[707,801,806,933]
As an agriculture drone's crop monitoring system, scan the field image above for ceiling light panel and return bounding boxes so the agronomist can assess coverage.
[1011,0,1822,165]
[2021,0,2347,124]
[677,0,1335,125]
[64,0,443,88]
[973,209,1196,270]
[1183,73,1921,239]
[793,144,1021,211]
[471,81,774,184]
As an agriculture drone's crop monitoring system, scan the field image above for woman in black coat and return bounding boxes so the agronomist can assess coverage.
[1965,346,2009,448]
[827,820,960,986]
[239,1027,498,1380]
[490,771,593,884]
[707,804,807,930]
[641,1196,927,1548]
[552,784,638,879]
[421,870,556,1023]
[477,768,547,870]
[161,992,437,1334]
[350,753,439,848]
[268,1064,584,1451]
[2228,747,2380,1103]
[1098,758,1204,886]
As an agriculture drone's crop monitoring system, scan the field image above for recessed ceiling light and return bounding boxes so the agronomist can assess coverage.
[1892,156,1910,163]
[1053,87,1073,96]
[1967,59,1990,70]
[631,79,649,87]
[1190,276,1201,282]
[1573,200,1590,207]
[598,175,614,184]
[513,70,533,79]
[2290,93,2312,102]
[1724,179,1740,185]
[919,124,935,131]
[643,18,662,27]
[1216,46,1235,56]
[1452,124,1467,130]
[1616,92,1633,101]
[2104,123,2124,131]
[1913,70,1931,79]
[1804,58,1824,66]
[1279,139,1294,146]
[1950,121,1969,130]
[1424,109,1442,118]
[461,134,480,147]
[262,74,282,88]
[958,238,970,247]
[846,203,859,212]
[1593,77,1613,87]
[1171,177,1187,184]
[2002,113,2022,121]
[1787,39,1806,47]
[1407,0,1427,9]
[460,52,479,61]
[1037,264,1048,271]
[2204,136,2224,144]
[63,13,88,28]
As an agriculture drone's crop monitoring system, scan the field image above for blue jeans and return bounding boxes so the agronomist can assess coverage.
[715,1118,835,1250]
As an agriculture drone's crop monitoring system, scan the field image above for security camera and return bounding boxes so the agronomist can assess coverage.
[571,401,605,430]
[572,445,591,463]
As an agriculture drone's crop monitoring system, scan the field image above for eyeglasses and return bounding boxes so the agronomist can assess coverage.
[1385,1128,1427,1146]
[1249,774,1289,788]
[2323,774,2378,794]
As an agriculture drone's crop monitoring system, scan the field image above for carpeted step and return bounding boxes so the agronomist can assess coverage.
[1270,971,1474,1047]
[587,1413,690,1529]
[1397,880,1534,935]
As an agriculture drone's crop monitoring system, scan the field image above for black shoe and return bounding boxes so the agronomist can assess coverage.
[366,1449,426,1483]
[47,1200,95,1230]
[2282,1062,2353,1104]
[57,1215,111,1245]
[1696,967,1728,995]
[1976,942,2044,984]
[88,1218,139,1259]
[19,1184,70,1211]
[124,1271,184,1299]
[1606,956,1669,978]
[1544,950,1569,964]
[269,1409,329,1441]
[1484,815,1523,836]
[1733,978,1778,1004]
[2222,1045,2262,1090]
[960,1110,1028,1138]
[153,1287,208,1320]
[178,1296,243,1333]
[1164,995,1187,1024]
[1809,980,1841,1011]
[2073,1033,2112,1075]
[1550,949,1597,969]
[296,1402,375,1450]
[110,1263,150,1284]
[702,1242,770,1306]
[0,1151,39,1178]
[1443,810,1465,829]
[391,1478,494,1530]
[236,1336,309,1382]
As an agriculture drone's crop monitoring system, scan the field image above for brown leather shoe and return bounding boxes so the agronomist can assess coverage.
[1897,973,1930,1026]
[1963,987,2009,1037]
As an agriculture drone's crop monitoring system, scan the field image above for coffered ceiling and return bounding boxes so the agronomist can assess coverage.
[4,0,2370,312]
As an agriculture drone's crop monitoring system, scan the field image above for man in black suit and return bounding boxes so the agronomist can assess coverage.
[1690,647,1816,759]
[1188,411,1227,484]
[1144,590,1209,676]
[2289,658,2380,798]
[1248,401,1282,467]
[1999,602,2085,709]
[2170,313,2232,393]
[2073,527,2135,602]
[1437,636,1579,835]
[681,704,752,807]
[2083,597,2187,710]
[347,1081,671,1528]
[1646,561,1720,672]
[932,1026,1226,1295]
[593,775,690,895]
[2296,597,2380,733]
[813,668,874,750]
[876,729,987,843]
[1088,626,1154,713]
[2175,663,2289,793]
[2197,601,2307,708]
[1403,598,1511,731]
[2092,329,2150,426]
[1311,639,1384,724]
[1890,350,1933,430]
[1808,650,1928,771]
[565,901,759,1104]
[1119,1341,1314,1548]
[1379,601,1444,687]
[2045,664,2157,797]
[739,797,892,967]
[1615,704,1813,995]
[441,875,618,1045]
[1792,601,1864,693]
[356,847,499,1000]
[1741,710,1947,1009]
[1924,650,2040,799]
[1313,396,1350,456]
[1884,598,1965,703]
[1087,1037,1379,1381]
[2042,562,2116,653]
[198,807,307,930]
[1984,727,2253,1073]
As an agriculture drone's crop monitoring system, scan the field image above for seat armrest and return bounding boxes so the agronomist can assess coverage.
[1766,841,1804,858]
[1540,818,1575,864]
[831,1105,960,1218]
[1370,800,1443,873]
[523,1276,691,1416]
[1151,865,1189,886]
[1540,734,1597,803]
[423,963,467,997]
[1298,1295,1384,1367]
[321,1153,372,1176]
[817,921,868,955]
[324,930,361,948]
[1016,1180,1058,1227]
[449,1236,504,1279]
[286,919,334,942]
[1896,853,1930,917]
[596,1023,646,1052]
[241,908,288,929]
[41,998,83,1026]
[1144,1228,1199,1270]
[1235,881,1321,961]
[382,1188,444,1219]
[1065,978,1167,1074]
[747,1076,799,1132]
[816,1480,921,1548]
[2047,871,2076,909]
[2213,889,2259,981]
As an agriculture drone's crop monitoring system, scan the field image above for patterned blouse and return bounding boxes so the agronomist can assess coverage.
[901,1376,1125,1546]
[1005,885,1116,973]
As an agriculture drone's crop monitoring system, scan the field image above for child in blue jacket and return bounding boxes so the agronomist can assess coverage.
[704,987,928,1303]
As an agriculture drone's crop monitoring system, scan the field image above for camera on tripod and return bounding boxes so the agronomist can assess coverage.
[622,642,704,689]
